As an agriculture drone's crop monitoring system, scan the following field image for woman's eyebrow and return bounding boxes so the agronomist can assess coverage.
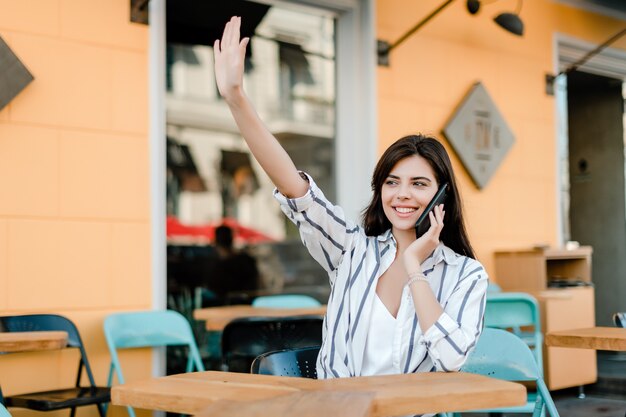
[387,174,432,182]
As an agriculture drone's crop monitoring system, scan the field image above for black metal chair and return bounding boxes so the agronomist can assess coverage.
[613,312,626,327]
[221,316,323,373]
[0,314,110,417]
[251,346,320,378]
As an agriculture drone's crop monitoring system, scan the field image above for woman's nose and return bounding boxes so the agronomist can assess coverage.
[396,184,410,199]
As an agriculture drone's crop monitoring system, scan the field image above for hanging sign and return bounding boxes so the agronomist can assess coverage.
[442,82,515,189]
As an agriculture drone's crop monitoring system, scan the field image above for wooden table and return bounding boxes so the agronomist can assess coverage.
[193,305,327,331]
[111,370,526,417]
[0,331,68,353]
[546,326,626,351]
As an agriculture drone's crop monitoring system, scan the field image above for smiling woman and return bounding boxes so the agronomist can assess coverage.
[363,136,475,260]
[213,17,488,407]
[382,155,439,228]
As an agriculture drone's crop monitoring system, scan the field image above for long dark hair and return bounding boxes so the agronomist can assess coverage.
[361,134,476,259]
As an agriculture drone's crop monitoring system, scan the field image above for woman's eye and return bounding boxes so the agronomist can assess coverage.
[413,182,427,187]
[385,180,397,185]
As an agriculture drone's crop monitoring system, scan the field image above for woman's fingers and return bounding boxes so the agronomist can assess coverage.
[239,37,249,60]
[435,204,444,225]
[222,20,231,47]
[232,16,241,45]
[225,16,240,45]
[214,16,247,100]
[220,17,245,53]
[437,205,445,228]
[427,205,445,235]
[428,211,437,228]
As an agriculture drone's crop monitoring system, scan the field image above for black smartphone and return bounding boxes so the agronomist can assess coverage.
[414,183,449,239]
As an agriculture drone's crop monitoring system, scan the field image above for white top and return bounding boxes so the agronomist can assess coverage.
[361,294,398,376]
[274,173,488,379]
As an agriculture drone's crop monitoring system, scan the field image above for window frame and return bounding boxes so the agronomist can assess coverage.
[148,0,377,310]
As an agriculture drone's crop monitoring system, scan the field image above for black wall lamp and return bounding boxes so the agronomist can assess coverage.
[468,0,524,37]
[378,0,524,66]
[131,0,150,25]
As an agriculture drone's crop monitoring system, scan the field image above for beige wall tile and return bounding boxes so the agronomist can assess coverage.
[59,130,149,220]
[6,33,113,130]
[6,219,111,310]
[60,0,147,50]
[377,96,430,152]
[110,222,151,308]
[0,0,60,35]
[518,119,558,181]
[111,50,148,134]
[496,55,551,120]
[0,349,68,396]
[379,37,451,107]
[0,220,6,311]
[490,176,554,242]
[0,124,59,216]
[446,48,499,110]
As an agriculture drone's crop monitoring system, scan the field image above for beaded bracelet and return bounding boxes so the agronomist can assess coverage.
[406,271,429,287]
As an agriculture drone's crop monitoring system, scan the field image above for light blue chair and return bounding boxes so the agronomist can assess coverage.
[0,404,11,417]
[484,292,543,370]
[252,294,321,308]
[103,310,205,417]
[451,328,559,417]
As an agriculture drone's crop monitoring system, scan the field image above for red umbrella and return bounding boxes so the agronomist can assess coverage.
[166,216,275,244]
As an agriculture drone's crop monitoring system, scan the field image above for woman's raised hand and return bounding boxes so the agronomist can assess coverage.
[211,17,308,198]
[214,16,249,103]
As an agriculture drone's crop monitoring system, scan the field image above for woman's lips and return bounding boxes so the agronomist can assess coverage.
[393,206,418,217]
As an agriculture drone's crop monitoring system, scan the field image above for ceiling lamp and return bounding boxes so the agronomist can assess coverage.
[468,0,524,36]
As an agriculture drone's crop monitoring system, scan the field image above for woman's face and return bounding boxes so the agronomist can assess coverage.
[381,154,439,236]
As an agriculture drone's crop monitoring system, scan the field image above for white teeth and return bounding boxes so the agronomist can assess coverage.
[395,207,416,214]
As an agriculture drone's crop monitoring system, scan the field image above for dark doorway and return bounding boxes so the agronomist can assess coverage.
[567,70,626,326]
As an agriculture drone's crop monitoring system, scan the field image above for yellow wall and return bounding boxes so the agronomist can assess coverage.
[377,0,626,279]
[0,1,151,417]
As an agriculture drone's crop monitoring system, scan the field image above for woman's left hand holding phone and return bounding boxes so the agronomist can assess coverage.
[403,204,445,271]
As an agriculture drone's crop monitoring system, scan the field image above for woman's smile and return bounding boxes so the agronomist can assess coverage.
[393,206,418,216]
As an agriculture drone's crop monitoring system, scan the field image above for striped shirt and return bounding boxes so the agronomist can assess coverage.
[274,173,488,380]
